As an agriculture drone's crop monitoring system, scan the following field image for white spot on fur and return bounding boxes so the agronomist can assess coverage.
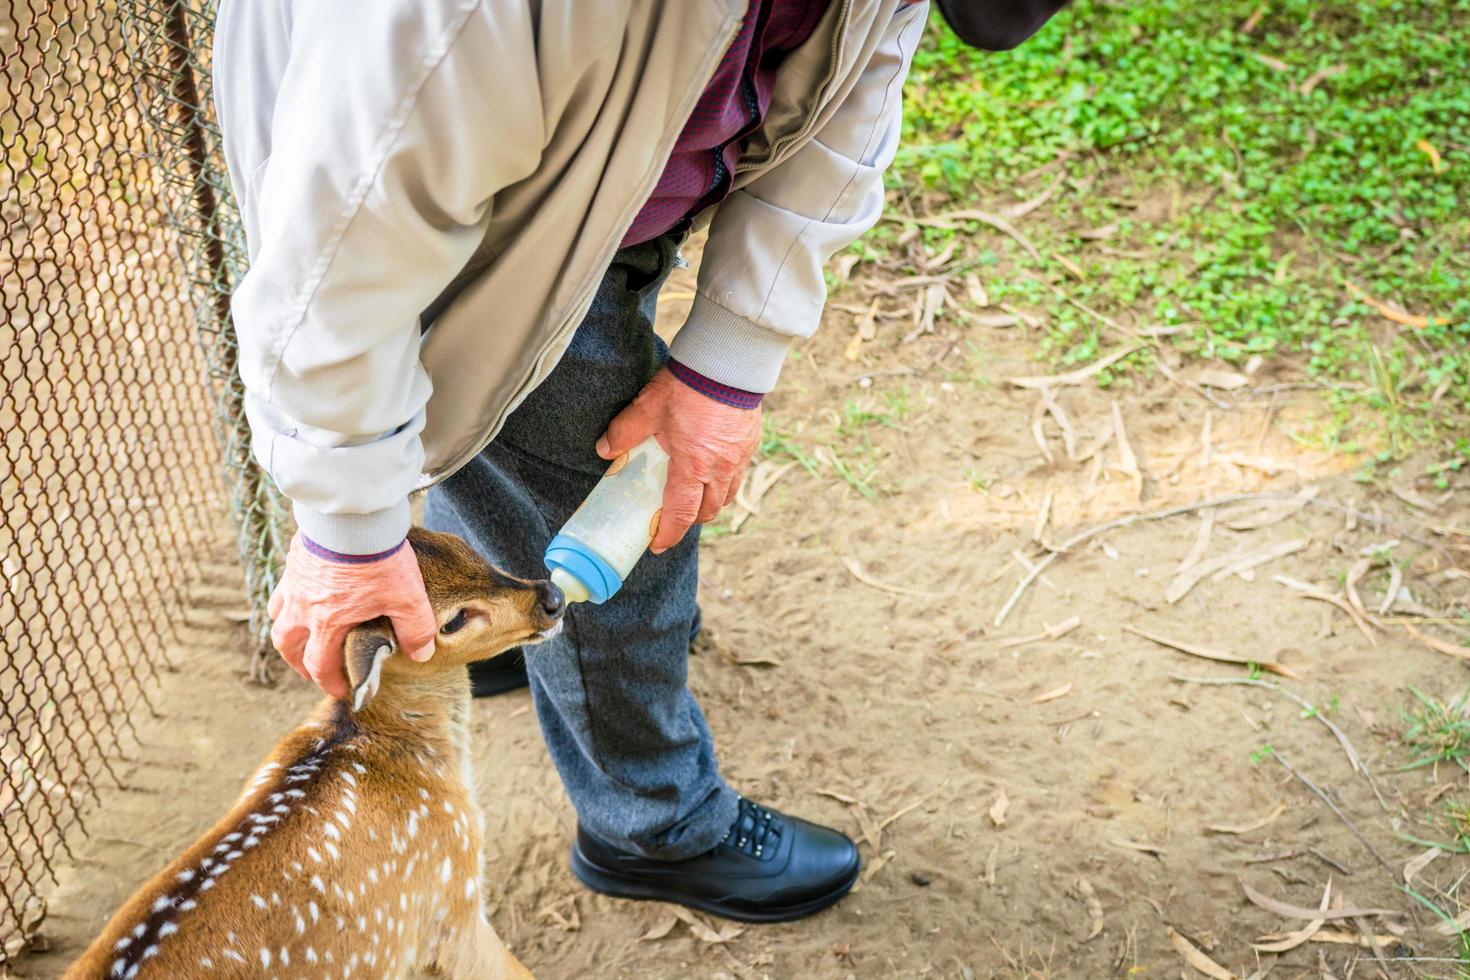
[259,947,271,967]
[440,857,452,883]
[250,894,267,910]
[158,922,178,938]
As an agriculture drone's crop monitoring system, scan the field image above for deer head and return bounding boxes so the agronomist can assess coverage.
[343,528,564,712]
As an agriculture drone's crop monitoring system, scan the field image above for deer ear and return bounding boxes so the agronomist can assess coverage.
[344,620,396,711]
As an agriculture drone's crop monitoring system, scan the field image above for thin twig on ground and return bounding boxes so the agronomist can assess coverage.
[1168,675,1388,810]
[1272,751,1391,872]
[994,492,1305,626]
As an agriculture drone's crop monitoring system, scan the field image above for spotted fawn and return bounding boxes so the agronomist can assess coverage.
[65,529,565,980]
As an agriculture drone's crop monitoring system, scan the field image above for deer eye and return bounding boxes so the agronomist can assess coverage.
[440,610,468,635]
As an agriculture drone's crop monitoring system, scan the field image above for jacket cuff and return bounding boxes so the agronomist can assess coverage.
[667,293,794,394]
[293,498,411,556]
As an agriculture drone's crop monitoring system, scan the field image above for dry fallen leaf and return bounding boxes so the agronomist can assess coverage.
[1238,879,1396,920]
[639,912,680,942]
[1053,252,1086,281]
[1404,623,1470,661]
[1007,344,1144,389]
[989,789,1009,828]
[1110,400,1143,503]
[1165,539,1308,605]
[1216,487,1319,530]
[1403,846,1441,885]
[853,802,883,851]
[1345,280,1438,329]
[1125,623,1297,678]
[1299,63,1347,96]
[815,788,860,805]
[1416,138,1444,174]
[669,906,745,944]
[1206,801,1286,836]
[1075,876,1104,940]
[1032,680,1073,704]
[844,298,880,362]
[965,273,991,307]
[857,848,897,889]
[1195,369,1249,390]
[843,555,950,599]
[998,615,1082,650]
[971,311,1021,328]
[1168,927,1238,980]
[1075,221,1119,241]
[1252,878,1331,953]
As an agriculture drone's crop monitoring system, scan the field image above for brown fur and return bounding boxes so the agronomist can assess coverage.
[65,529,560,980]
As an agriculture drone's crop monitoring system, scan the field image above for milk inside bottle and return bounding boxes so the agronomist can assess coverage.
[543,437,670,603]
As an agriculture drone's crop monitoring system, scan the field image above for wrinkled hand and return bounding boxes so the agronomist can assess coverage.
[597,366,762,553]
[268,533,437,698]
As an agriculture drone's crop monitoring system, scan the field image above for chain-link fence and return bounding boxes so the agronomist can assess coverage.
[1,1,282,959]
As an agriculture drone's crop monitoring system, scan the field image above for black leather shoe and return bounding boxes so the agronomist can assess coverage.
[472,606,705,698]
[570,797,860,923]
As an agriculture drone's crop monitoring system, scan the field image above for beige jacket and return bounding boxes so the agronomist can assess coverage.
[215,0,927,554]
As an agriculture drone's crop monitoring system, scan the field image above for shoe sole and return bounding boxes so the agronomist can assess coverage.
[569,842,861,924]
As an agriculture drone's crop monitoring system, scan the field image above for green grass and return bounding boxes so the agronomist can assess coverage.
[869,0,1470,450]
[1400,686,1470,775]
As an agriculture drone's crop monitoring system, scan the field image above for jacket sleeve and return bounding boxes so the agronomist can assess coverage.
[222,2,543,554]
[668,2,927,394]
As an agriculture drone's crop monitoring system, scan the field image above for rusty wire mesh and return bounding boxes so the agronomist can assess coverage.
[0,0,284,959]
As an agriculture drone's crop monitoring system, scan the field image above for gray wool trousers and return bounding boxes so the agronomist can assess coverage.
[423,232,740,860]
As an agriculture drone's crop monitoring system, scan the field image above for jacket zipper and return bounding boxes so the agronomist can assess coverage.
[426,8,746,486]
[733,0,853,177]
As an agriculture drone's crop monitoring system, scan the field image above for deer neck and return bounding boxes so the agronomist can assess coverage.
[322,670,474,771]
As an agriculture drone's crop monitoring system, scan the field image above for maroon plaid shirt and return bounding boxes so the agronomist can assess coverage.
[623,0,830,248]
[629,0,830,406]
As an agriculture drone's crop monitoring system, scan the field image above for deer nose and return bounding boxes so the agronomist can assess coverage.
[537,581,565,621]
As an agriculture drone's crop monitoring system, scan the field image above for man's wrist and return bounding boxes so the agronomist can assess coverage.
[665,358,763,410]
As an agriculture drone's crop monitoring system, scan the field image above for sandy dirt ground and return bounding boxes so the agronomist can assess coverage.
[12,249,1470,979]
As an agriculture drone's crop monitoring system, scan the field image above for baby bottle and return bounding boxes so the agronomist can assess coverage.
[543,436,670,603]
